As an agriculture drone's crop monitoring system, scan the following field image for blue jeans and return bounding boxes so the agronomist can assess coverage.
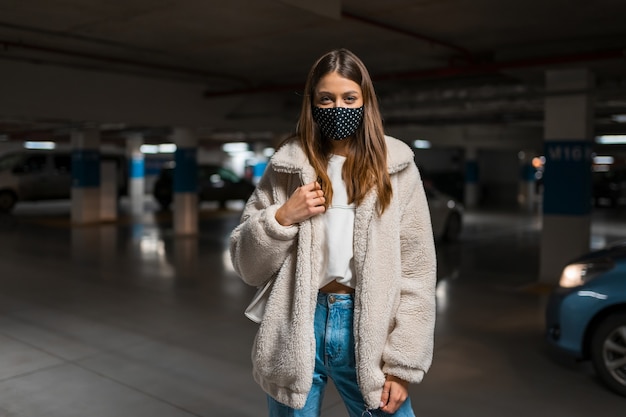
[267,293,415,417]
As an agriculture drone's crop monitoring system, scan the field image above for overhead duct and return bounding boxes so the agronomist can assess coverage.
[340,11,475,65]
[204,48,626,98]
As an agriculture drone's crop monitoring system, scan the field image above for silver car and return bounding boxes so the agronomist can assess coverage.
[425,185,463,241]
[0,149,126,212]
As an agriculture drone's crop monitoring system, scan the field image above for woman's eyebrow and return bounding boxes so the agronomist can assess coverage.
[316,90,360,95]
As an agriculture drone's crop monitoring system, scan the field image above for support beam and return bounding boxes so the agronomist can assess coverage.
[540,69,594,284]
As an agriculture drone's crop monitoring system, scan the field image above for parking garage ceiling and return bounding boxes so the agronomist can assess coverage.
[1,0,626,144]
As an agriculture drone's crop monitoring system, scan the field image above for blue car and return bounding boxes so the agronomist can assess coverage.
[545,241,626,397]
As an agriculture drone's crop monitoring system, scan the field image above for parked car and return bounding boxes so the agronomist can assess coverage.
[425,184,463,242]
[545,241,626,397]
[0,149,127,212]
[153,164,463,240]
[593,166,626,207]
[153,163,255,210]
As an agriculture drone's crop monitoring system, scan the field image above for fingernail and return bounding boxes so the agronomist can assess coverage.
[380,401,385,408]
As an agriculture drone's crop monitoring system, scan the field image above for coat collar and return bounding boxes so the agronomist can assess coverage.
[270,135,414,180]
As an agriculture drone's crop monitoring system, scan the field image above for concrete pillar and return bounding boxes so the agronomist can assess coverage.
[127,133,145,216]
[539,69,594,284]
[252,142,269,185]
[517,150,536,213]
[100,159,118,221]
[172,127,198,235]
[464,147,479,209]
[71,128,101,224]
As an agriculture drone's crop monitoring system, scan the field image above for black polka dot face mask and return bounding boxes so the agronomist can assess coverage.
[312,106,364,141]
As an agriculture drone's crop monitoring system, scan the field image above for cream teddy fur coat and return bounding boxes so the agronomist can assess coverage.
[229,135,436,410]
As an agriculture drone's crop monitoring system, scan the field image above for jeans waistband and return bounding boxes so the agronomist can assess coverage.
[317,292,354,308]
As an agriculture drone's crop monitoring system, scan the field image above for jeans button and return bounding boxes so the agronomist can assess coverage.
[329,295,335,303]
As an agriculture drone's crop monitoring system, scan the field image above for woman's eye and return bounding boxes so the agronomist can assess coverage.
[318,96,331,103]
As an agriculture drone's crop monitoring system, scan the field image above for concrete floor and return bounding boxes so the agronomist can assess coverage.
[1,200,625,417]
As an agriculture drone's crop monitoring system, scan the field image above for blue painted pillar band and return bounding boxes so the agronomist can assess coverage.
[253,161,267,178]
[72,149,100,187]
[465,161,479,183]
[130,155,145,179]
[543,140,592,216]
[174,147,197,193]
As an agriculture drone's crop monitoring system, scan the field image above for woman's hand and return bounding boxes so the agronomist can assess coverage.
[379,375,409,414]
[275,181,326,226]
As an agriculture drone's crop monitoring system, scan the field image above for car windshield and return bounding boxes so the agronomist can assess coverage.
[161,164,243,183]
[197,166,241,183]
[217,167,241,183]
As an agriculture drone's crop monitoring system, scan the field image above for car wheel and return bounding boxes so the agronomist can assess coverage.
[591,312,626,397]
[443,212,462,242]
[0,191,17,212]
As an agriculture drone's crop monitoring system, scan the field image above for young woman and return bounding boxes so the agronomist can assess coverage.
[230,49,436,417]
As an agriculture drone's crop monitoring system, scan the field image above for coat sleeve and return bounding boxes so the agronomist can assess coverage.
[229,164,299,287]
[382,163,437,383]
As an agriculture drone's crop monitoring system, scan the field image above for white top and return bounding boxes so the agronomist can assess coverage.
[319,154,356,289]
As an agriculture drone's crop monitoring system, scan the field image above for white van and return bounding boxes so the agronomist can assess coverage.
[0,149,127,212]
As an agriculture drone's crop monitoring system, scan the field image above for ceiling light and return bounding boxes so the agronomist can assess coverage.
[140,144,159,154]
[413,140,432,149]
[222,142,249,153]
[24,141,56,150]
[158,144,176,153]
[593,156,614,165]
[596,135,626,145]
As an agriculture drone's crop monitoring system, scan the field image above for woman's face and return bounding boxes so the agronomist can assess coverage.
[314,72,363,109]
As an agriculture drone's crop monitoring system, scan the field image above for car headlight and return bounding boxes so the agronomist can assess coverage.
[559,260,614,288]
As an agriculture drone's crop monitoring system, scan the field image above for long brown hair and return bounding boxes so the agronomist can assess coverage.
[296,49,392,214]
